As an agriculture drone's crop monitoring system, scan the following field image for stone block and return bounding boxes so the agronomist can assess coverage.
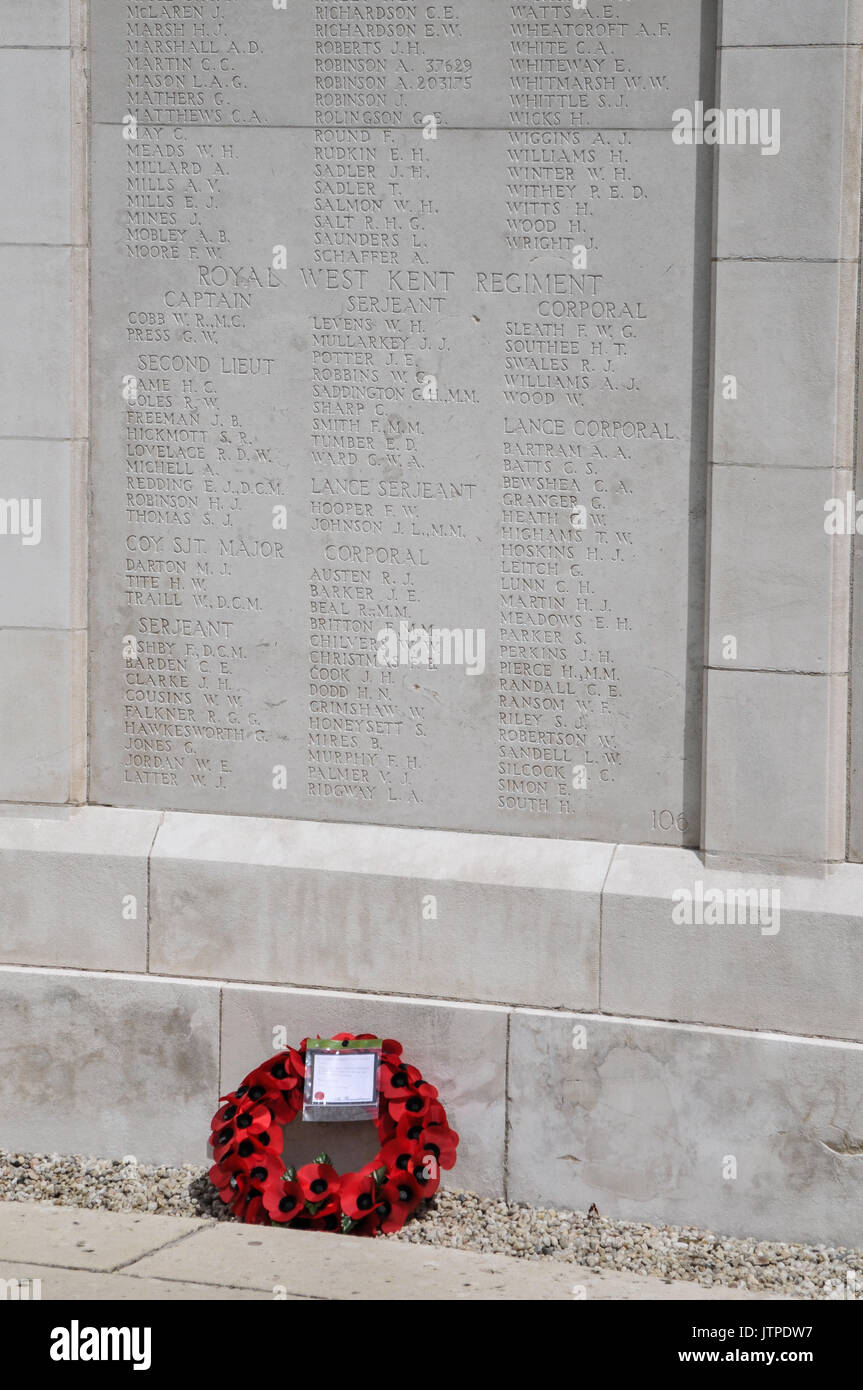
[0,0,70,47]
[712,261,856,470]
[0,50,71,243]
[508,1009,863,1246]
[716,46,862,261]
[0,806,159,972]
[601,844,863,1041]
[0,440,85,629]
[0,630,85,803]
[0,967,220,1165]
[703,669,846,862]
[0,247,79,438]
[151,813,609,1009]
[706,464,849,674]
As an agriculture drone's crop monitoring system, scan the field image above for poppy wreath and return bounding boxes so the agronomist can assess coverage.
[208,1032,459,1235]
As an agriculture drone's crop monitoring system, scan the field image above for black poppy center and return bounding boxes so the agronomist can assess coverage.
[247,1186,261,1200]
[249,1085,265,1102]
[251,1166,268,1182]
[223,1105,237,1121]
[271,1063,287,1080]
[397,1185,412,1203]
[258,1132,270,1147]
[391,1072,409,1088]
[425,1142,440,1159]
[236,1114,252,1130]
[310,1178,328,1195]
[407,1125,422,1140]
[236,1085,248,1097]
[216,1127,232,1146]
[378,1201,391,1219]
[395,1153,411,1171]
[406,1096,424,1112]
[357,1193,373,1212]
[279,1195,297,1213]
[238,1140,254,1158]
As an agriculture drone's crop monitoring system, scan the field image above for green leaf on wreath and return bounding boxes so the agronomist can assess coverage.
[313,1152,332,1167]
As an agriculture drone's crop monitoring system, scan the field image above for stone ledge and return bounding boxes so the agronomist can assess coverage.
[1,807,863,1045]
[149,811,611,1011]
[602,845,863,1043]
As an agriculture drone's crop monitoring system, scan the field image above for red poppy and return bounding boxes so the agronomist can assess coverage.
[263,1179,304,1224]
[340,1171,381,1222]
[346,1212,381,1238]
[243,1192,268,1225]
[261,1050,305,1086]
[232,1144,285,1189]
[208,1160,238,1206]
[376,1174,423,1233]
[412,1153,442,1199]
[297,1161,340,1205]
[378,1136,422,1175]
[421,1125,459,1170]
[232,1102,273,1137]
[378,1064,420,1100]
[209,1163,255,1219]
[397,1114,458,1167]
[395,1114,430,1144]
[210,1127,239,1164]
[389,1086,436,1124]
[266,1084,302,1126]
[212,1100,241,1130]
[235,1071,276,1108]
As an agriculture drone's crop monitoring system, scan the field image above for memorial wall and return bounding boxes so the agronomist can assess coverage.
[89,0,710,845]
[2,1,863,1248]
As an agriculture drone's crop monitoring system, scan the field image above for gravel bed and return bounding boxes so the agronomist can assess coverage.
[1,1150,859,1299]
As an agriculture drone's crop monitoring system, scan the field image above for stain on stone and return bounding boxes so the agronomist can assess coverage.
[819,1135,863,1157]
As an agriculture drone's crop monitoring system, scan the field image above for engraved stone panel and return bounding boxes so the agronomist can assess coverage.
[89,1,710,845]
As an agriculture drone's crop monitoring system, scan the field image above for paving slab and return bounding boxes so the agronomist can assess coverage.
[0,1203,201,1272]
[0,1262,288,1301]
